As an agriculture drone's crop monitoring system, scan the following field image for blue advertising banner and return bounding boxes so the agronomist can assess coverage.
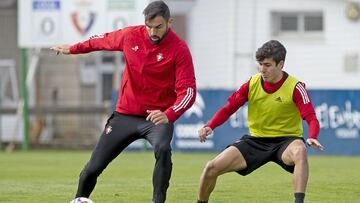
[172,90,244,152]
[173,89,360,155]
[307,90,360,155]
[113,89,360,155]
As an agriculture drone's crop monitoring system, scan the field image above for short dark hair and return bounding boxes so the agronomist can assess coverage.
[255,40,287,65]
[143,1,170,21]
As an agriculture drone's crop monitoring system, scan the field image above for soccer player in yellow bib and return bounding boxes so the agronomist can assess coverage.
[196,40,324,203]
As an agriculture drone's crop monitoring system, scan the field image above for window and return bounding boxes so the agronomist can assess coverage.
[304,15,323,31]
[280,15,298,31]
[272,12,324,37]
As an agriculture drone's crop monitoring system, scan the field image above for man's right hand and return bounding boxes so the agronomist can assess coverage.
[198,126,213,143]
[50,44,71,55]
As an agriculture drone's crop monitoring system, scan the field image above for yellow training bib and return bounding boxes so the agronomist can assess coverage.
[247,73,303,137]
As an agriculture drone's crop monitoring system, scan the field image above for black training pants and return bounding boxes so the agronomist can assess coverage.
[75,112,174,203]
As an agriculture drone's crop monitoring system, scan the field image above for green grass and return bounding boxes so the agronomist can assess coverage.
[0,151,359,203]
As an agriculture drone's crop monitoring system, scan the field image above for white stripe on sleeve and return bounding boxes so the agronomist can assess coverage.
[296,83,310,104]
[173,87,194,112]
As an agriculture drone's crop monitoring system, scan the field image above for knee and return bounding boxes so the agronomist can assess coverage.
[154,144,172,158]
[203,160,221,178]
[291,144,308,162]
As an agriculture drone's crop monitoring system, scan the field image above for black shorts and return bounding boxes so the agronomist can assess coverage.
[228,135,304,176]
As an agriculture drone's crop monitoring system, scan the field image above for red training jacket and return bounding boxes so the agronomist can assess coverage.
[70,26,196,122]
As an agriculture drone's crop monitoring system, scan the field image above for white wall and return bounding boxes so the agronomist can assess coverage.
[189,0,360,89]
[257,0,360,89]
[188,0,236,89]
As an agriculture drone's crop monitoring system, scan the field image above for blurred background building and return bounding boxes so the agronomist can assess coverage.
[0,0,359,153]
[191,0,360,89]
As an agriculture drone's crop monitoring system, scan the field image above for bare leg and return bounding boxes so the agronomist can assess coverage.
[198,146,247,201]
[281,140,308,194]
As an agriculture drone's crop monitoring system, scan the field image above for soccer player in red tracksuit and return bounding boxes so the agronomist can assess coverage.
[51,1,196,203]
[196,40,324,203]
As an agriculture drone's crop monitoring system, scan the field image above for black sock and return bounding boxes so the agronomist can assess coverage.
[294,193,305,203]
[197,200,208,203]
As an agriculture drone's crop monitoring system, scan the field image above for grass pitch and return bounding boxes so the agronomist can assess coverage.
[0,151,359,203]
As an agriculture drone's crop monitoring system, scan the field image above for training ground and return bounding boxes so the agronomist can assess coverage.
[0,151,359,203]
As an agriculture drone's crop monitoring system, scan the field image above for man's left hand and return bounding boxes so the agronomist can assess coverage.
[306,138,325,151]
[146,110,169,125]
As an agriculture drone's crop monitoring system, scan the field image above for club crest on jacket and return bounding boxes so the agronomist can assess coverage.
[157,53,164,61]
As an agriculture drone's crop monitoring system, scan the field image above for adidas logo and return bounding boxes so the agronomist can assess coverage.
[275,97,282,102]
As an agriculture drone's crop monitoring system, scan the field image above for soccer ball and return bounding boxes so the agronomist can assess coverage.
[70,197,95,203]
